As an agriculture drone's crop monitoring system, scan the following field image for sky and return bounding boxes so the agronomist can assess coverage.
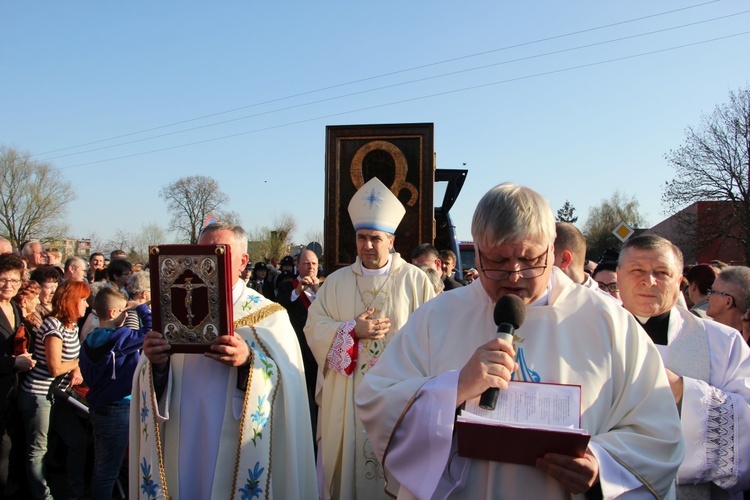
[1,1,749,249]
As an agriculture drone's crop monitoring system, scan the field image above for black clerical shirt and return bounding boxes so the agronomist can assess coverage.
[638,310,671,346]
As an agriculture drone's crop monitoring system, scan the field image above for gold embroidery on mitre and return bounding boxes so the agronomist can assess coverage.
[234,303,285,330]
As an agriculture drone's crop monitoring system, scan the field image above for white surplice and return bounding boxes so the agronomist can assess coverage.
[656,306,750,498]
[129,281,318,499]
[356,268,684,499]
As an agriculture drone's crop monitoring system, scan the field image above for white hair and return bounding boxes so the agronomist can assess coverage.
[471,183,556,248]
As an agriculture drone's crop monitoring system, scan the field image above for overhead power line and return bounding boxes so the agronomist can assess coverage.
[35,0,721,158]
[39,7,749,163]
[55,29,750,171]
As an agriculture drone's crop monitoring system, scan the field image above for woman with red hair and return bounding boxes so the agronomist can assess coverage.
[18,280,90,500]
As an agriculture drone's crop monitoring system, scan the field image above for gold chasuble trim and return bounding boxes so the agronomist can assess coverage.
[150,302,285,500]
[234,303,285,330]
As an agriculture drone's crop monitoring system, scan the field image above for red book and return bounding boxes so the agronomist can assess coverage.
[456,381,591,466]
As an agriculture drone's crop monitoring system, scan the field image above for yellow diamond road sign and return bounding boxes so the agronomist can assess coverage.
[613,221,634,242]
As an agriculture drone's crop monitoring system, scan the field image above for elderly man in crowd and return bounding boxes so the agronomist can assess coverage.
[707,265,750,342]
[618,234,750,496]
[357,183,683,499]
[306,177,434,499]
[21,241,46,277]
[132,221,317,498]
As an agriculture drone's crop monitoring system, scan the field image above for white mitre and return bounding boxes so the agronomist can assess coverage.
[348,177,406,233]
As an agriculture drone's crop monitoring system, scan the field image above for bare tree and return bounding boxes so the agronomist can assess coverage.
[0,147,76,248]
[662,86,750,264]
[130,222,171,263]
[88,231,106,255]
[248,213,298,263]
[105,229,134,257]
[583,191,645,262]
[303,228,324,246]
[159,175,239,244]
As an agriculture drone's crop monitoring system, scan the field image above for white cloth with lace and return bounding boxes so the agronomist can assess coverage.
[656,306,750,498]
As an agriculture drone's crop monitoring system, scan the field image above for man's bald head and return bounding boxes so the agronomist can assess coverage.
[296,250,319,278]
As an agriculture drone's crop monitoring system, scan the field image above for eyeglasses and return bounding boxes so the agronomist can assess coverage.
[0,278,22,287]
[708,288,736,307]
[597,281,618,293]
[477,245,549,281]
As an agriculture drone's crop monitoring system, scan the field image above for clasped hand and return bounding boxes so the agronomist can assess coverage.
[296,276,319,294]
[353,308,391,340]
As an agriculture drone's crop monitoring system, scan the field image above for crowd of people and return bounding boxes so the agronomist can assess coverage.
[0,245,152,499]
[0,177,748,499]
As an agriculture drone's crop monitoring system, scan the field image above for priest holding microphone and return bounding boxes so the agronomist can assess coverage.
[356,183,684,499]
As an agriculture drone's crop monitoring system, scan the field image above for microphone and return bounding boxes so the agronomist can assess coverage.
[478,294,527,410]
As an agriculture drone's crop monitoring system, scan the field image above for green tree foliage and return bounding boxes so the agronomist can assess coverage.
[583,191,644,262]
[556,200,578,223]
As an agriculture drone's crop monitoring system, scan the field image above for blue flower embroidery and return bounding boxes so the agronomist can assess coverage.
[140,457,159,499]
[251,395,269,446]
[140,391,149,423]
[238,462,265,499]
[251,395,268,426]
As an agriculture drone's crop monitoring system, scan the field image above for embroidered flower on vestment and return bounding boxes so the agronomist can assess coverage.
[251,395,269,446]
[140,457,159,499]
[140,390,149,423]
[238,461,265,499]
[257,348,274,381]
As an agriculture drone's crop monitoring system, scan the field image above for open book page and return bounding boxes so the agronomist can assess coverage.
[460,381,587,434]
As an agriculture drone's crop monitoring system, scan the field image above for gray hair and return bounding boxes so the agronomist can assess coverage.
[618,234,684,271]
[471,183,556,248]
[200,221,248,252]
[21,241,42,257]
[716,266,750,312]
[88,281,114,305]
[127,271,151,298]
[414,264,444,295]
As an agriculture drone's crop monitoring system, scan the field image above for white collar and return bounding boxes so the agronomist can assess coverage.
[528,272,554,307]
[232,279,244,303]
[361,255,392,277]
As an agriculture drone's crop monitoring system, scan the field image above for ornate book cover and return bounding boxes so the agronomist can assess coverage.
[148,244,233,353]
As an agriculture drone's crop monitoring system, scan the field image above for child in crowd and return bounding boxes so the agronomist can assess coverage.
[80,287,151,500]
